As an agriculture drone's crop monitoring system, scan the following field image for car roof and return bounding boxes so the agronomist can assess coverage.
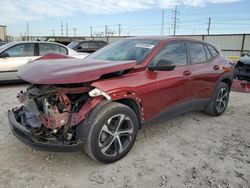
[72,40,107,43]
[126,36,204,42]
[7,41,65,46]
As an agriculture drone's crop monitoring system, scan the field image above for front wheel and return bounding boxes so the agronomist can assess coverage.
[84,102,138,163]
[204,82,230,116]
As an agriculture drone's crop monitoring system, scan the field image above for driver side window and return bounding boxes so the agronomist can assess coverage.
[151,42,187,66]
[4,43,35,57]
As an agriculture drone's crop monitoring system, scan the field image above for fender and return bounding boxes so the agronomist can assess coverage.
[216,72,233,89]
[90,82,144,121]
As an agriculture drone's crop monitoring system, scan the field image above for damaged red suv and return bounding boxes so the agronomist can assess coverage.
[8,37,234,163]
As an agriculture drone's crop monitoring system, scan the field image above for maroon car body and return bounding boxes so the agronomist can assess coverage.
[8,36,234,162]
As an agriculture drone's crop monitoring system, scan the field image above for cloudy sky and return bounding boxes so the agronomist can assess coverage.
[1,0,249,36]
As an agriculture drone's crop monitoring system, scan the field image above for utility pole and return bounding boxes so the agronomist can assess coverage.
[207,17,211,35]
[90,26,93,37]
[161,10,165,35]
[26,22,29,40]
[73,28,77,36]
[52,29,55,36]
[61,22,63,36]
[105,25,108,37]
[172,5,179,35]
[66,22,68,36]
[118,24,121,36]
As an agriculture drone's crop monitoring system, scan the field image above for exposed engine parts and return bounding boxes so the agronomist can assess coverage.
[41,94,71,129]
[15,84,102,142]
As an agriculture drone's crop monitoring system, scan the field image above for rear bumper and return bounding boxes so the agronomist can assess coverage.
[8,110,83,152]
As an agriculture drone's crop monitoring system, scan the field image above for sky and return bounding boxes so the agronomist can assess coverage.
[1,0,250,37]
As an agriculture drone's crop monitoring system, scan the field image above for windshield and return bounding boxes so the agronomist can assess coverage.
[86,39,160,63]
[0,42,13,51]
[67,41,79,49]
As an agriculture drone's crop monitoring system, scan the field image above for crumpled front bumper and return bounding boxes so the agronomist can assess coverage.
[8,109,84,152]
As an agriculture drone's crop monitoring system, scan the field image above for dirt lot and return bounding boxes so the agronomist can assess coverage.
[0,84,249,188]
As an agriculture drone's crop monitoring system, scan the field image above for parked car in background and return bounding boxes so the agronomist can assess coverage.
[0,41,89,82]
[8,37,234,163]
[0,41,7,46]
[67,40,107,53]
[234,51,250,81]
[39,36,86,45]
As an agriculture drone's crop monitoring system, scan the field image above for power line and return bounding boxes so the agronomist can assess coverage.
[66,22,68,36]
[172,5,179,35]
[61,22,63,36]
[207,17,211,35]
[26,22,29,40]
[118,24,122,36]
[73,28,77,36]
[161,10,165,35]
[90,26,93,37]
[105,25,108,37]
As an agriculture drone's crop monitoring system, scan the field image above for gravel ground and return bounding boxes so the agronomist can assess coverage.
[0,84,249,188]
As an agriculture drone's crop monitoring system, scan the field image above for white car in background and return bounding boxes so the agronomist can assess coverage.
[0,41,89,82]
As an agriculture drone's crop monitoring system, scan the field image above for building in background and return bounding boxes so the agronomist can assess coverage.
[0,25,7,42]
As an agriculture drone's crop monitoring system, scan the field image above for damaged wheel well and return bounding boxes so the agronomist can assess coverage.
[115,98,142,128]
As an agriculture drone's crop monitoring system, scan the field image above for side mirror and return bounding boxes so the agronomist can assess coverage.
[148,59,176,71]
[0,52,9,58]
[77,46,82,50]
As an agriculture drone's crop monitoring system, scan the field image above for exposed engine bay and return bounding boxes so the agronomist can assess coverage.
[11,84,103,147]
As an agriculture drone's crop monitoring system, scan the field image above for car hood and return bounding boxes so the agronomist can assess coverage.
[17,58,136,84]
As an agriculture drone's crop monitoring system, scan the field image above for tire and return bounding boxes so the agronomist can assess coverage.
[83,102,138,163]
[204,82,230,116]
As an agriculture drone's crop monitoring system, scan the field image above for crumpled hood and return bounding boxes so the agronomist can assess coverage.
[17,58,136,84]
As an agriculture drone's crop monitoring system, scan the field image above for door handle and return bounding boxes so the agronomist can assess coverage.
[213,65,220,70]
[183,70,191,76]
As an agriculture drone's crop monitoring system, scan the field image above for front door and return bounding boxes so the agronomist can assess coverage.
[141,41,192,119]
[0,43,36,80]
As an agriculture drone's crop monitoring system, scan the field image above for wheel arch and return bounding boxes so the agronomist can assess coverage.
[218,73,233,91]
[221,78,232,90]
[114,98,142,128]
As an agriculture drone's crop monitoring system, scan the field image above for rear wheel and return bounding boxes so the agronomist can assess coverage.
[204,82,230,116]
[84,102,138,163]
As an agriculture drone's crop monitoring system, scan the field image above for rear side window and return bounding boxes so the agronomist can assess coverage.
[207,45,219,57]
[89,42,99,49]
[151,42,188,66]
[79,42,88,49]
[39,43,67,55]
[189,43,207,64]
[59,46,67,54]
[204,45,212,60]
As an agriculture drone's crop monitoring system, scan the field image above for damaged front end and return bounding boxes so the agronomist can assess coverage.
[8,84,104,151]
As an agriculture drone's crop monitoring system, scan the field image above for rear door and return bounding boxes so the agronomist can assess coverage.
[0,43,36,80]
[188,42,222,99]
